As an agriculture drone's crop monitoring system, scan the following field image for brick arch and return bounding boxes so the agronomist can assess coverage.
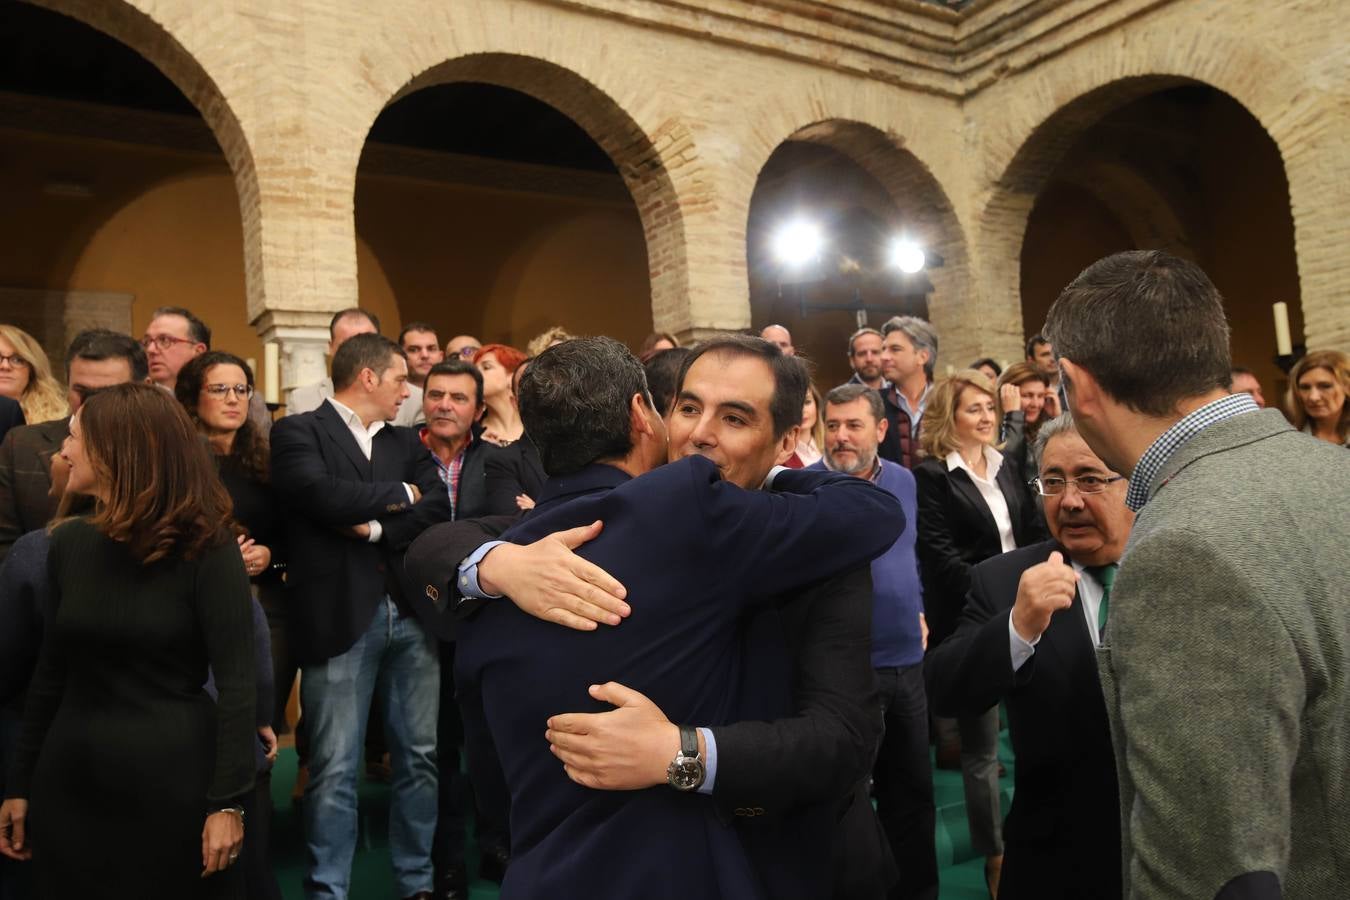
[20,0,263,318]
[977,24,1339,348]
[362,53,693,335]
[745,119,973,358]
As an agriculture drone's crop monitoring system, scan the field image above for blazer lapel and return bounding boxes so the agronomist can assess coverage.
[949,468,999,536]
[995,462,1025,528]
[315,401,373,479]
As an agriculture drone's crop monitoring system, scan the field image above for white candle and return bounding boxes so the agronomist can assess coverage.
[945,364,955,377]
[1272,303,1293,356]
[245,357,257,377]
[263,342,281,405]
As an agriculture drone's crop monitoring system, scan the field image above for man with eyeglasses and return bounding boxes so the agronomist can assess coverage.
[445,335,482,361]
[925,413,1131,900]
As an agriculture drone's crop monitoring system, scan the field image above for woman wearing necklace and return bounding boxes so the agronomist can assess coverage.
[913,369,1046,899]
[472,343,528,446]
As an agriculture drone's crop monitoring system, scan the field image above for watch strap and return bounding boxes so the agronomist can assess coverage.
[679,724,699,759]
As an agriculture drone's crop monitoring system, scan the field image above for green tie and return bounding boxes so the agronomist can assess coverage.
[1090,563,1118,641]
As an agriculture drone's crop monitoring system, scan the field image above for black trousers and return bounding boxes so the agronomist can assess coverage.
[873,662,939,900]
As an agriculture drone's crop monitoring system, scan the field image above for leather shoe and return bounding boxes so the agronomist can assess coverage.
[436,863,469,900]
[479,846,510,884]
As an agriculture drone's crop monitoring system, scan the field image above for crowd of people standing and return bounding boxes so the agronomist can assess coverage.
[0,248,1346,900]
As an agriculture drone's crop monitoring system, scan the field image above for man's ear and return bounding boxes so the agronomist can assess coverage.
[875,415,889,442]
[1058,358,1098,417]
[773,423,800,465]
[629,393,655,439]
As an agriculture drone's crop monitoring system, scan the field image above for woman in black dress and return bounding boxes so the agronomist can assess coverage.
[0,383,255,898]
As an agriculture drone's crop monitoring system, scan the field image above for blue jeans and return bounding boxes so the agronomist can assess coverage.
[301,599,440,899]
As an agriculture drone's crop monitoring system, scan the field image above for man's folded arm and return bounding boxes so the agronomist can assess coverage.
[708,566,879,817]
[925,563,1022,718]
[269,419,412,526]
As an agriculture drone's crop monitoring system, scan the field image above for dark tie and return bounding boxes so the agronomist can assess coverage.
[1090,563,1118,641]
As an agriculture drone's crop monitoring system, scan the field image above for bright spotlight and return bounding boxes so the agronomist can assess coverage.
[772,220,824,267]
[890,239,926,274]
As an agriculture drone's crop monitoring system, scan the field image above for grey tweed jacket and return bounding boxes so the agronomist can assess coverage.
[1098,408,1349,899]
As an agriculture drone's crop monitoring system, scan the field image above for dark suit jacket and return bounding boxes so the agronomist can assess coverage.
[482,437,545,516]
[913,454,1045,646]
[454,457,901,899]
[0,397,23,447]
[419,425,490,522]
[270,402,450,664]
[0,418,69,562]
[925,540,1120,900]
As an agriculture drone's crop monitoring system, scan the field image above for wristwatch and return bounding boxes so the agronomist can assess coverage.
[666,724,706,792]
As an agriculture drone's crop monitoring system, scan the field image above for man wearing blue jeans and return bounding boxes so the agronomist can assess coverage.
[271,334,451,900]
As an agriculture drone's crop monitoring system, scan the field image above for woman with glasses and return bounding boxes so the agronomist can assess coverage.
[176,352,286,899]
[913,370,1046,899]
[472,343,529,446]
[0,325,68,425]
[0,383,254,898]
[1287,349,1350,447]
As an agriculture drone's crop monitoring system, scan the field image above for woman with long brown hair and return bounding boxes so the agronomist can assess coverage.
[1287,349,1350,447]
[0,383,255,899]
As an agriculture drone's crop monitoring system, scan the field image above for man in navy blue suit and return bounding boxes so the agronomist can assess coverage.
[450,337,901,899]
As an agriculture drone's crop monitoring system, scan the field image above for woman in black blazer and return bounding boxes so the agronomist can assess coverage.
[914,370,1046,898]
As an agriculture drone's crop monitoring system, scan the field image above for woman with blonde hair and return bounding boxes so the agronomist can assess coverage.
[0,326,68,425]
[912,369,1045,898]
[1287,349,1349,447]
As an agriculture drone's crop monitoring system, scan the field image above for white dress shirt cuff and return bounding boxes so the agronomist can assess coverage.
[402,483,416,504]
[1008,610,1040,672]
[695,727,718,795]
[366,519,383,543]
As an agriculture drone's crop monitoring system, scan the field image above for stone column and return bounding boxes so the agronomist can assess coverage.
[254,310,331,408]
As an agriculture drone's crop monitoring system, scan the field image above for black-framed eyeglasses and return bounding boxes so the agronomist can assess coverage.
[203,384,254,400]
[140,334,197,351]
[1030,474,1124,496]
[0,354,30,369]
[457,346,481,359]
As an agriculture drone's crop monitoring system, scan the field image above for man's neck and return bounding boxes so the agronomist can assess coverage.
[1113,388,1233,477]
[331,391,380,429]
[155,377,175,391]
[410,374,426,389]
[896,372,927,405]
[428,430,470,463]
[858,373,883,390]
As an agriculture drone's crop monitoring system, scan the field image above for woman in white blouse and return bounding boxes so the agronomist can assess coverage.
[913,369,1046,898]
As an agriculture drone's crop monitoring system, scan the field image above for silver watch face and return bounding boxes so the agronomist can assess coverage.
[668,754,705,791]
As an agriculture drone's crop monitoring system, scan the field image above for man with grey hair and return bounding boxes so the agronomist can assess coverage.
[818,382,936,900]
[1044,250,1350,900]
[878,316,938,468]
[926,412,1130,899]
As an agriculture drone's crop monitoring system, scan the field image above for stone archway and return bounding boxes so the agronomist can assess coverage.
[19,0,262,317]
[745,119,974,370]
[975,24,1346,353]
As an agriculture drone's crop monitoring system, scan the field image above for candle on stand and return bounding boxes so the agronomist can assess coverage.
[945,364,955,376]
[263,342,281,405]
[1272,302,1292,356]
[245,357,257,379]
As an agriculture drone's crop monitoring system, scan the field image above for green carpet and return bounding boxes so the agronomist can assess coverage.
[270,725,1015,900]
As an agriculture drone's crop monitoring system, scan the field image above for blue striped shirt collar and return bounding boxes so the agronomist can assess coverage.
[1125,392,1260,511]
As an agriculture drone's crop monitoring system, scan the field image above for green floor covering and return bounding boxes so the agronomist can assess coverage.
[271,728,1015,900]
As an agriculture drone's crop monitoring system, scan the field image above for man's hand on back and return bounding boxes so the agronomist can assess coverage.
[479,521,631,630]
[546,682,683,790]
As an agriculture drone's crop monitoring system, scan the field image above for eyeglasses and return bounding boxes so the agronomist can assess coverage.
[457,346,482,359]
[140,334,198,351]
[203,384,254,400]
[0,354,30,369]
[1031,474,1124,496]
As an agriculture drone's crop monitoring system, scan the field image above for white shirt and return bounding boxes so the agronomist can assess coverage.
[1009,559,1108,671]
[325,396,415,543]
[945,445,1016,553]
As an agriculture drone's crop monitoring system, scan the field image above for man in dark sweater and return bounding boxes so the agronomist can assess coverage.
[817,383,936,900]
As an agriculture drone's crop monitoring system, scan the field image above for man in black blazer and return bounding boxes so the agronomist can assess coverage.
[270,333,449,900]
[925,415,1134,899]
[410,336,899,898]
[0,330,146,561]
[441,337,901,899]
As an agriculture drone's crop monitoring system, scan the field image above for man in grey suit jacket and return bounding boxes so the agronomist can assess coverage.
[1043,250,1350,900]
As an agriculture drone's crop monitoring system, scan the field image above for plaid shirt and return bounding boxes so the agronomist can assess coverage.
[1125,392,1259,511]
[422,428,474,520]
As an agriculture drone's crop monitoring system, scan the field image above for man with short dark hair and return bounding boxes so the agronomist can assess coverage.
[289,309,421,427]
[879,316,938,468]
[819,382,937,900]
[926,414,1130,899]
[270,332,450,900]
[1044,250,1349,899]
[1228,366,1266,408]
[0,329,147,560]
[142,305,209,389]
[416,336,901,899]
[760,323,795,356]
[847,327,887,391]
[400,322,444,427]
[1027,334,1060,417]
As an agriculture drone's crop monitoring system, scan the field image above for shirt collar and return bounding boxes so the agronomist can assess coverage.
[891,381,932,415]
[945,444,1003,479]
[1125,392,1259,511]
[326,396,385,435]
